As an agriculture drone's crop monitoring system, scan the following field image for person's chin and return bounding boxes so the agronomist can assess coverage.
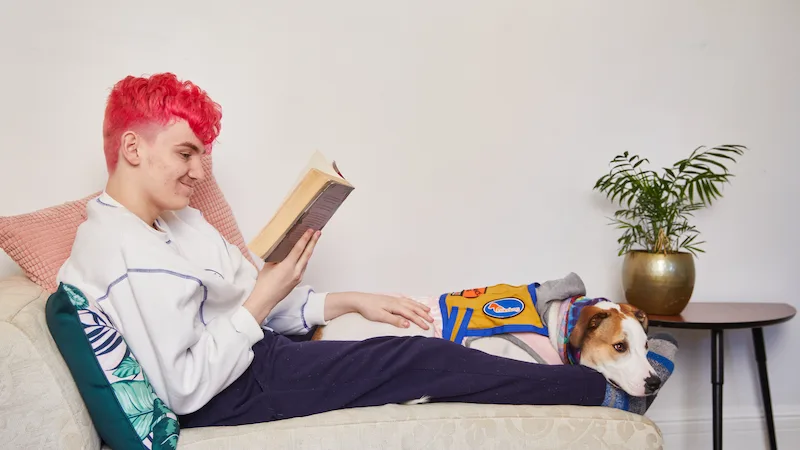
[166,195,191,211]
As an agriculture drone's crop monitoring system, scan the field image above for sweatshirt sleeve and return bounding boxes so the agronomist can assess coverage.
[262,286,329,334]
[222,234,330,335]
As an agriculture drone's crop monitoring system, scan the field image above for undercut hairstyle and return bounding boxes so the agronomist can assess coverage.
[102,72,222,173]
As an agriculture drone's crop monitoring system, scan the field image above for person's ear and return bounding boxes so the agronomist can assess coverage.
[119,131,142,166]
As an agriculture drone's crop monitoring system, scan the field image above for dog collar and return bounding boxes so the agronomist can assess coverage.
[560,295,606,365]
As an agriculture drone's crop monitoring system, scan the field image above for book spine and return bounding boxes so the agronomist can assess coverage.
[264,181,354,262]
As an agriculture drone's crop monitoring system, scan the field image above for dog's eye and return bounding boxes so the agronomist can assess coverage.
[613,342,627,353]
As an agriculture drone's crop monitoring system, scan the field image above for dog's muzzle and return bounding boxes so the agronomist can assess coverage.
[644,373,661,395]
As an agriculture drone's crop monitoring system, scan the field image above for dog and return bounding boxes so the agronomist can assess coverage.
[311,274,660,398]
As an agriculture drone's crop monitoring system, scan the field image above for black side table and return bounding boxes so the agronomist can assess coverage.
[648,302,796,450]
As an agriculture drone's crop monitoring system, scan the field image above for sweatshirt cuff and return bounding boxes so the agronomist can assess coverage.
[303,291,329,329]
[230,306,265,345]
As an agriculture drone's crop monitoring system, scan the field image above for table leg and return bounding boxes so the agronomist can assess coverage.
[712,328,723,450]
[753,327,777,449]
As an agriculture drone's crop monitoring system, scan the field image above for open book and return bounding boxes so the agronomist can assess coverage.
[247,151,354,263]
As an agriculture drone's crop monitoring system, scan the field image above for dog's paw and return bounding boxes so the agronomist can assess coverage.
[403,396,431,405]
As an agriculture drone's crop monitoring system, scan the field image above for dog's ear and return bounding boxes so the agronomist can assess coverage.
[569,306,610,349]
[620,304,649,334]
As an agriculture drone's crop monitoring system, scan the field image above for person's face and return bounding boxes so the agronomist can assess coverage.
[129,120,207,212]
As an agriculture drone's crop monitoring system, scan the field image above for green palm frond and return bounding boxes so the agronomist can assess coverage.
[593,145,747,256]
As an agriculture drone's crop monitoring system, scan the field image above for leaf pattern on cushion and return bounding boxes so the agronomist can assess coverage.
[111,380,157,441]
[152,398,180,450]
[63,283,89,310]
[112,356,141,379]
[59,283,181,448]
[78,308,129,374]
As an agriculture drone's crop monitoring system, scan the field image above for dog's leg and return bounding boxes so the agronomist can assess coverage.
[403,396,431,405]
[310,327,324,341]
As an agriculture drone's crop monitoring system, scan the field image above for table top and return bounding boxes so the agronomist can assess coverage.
[648,302,796,330]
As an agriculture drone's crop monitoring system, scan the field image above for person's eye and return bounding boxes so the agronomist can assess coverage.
[181,153,191,160]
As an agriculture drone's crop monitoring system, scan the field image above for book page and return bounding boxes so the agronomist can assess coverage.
[307,150,345,179]
[277,150,343,207]
[264,182,354,262]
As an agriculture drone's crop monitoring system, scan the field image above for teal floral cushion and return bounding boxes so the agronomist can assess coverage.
[45,283,180,450]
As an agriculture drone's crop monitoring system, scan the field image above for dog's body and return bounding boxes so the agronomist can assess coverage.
[312,274,660,397]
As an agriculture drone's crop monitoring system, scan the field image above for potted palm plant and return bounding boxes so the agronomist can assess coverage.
[593,145,747,315]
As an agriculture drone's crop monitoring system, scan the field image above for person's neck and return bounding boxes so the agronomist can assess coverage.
[105,175,162,229]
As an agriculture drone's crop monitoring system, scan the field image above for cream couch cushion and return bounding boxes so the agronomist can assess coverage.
[0,275,663,449]
[153,403,663,450]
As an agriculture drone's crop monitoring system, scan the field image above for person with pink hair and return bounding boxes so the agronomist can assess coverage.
[56,72,666,429]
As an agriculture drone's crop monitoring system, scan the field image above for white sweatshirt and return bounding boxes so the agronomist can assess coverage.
[57,192,328,415]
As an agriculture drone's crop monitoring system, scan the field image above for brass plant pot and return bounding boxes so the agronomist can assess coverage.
[622,250,696,315]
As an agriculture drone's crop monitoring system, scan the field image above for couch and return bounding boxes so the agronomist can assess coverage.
[0,273,664,449]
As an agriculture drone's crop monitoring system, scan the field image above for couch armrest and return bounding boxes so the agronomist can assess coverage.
[0,275,101,450]
[0,275,47,321]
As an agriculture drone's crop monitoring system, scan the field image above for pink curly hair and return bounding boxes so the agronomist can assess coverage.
[102,72,222,173]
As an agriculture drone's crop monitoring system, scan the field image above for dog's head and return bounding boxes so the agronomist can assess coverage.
[569,302,659,397]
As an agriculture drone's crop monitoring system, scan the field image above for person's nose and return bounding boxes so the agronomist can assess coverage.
[188,158,206,182]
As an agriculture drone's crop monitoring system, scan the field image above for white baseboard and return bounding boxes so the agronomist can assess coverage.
[652,410,800,450]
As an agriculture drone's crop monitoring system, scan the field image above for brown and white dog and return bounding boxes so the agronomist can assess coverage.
[312,284,659,398]
[546,299,660,396]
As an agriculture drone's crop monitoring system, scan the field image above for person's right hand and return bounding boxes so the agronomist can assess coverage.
[243,228,321,324]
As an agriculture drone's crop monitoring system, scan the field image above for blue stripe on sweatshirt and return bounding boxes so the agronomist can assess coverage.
[97,268,210,325]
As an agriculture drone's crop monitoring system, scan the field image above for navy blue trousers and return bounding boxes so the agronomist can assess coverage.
[178,329,607,428]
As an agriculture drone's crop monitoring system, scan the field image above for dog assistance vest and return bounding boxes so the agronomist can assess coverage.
[438,282,548,344]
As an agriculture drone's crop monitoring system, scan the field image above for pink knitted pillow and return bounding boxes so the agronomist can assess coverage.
[0,155,256,293]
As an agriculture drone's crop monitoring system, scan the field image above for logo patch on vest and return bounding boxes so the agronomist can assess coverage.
[483,298,525,319]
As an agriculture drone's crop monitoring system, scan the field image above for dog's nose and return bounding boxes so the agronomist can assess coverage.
[645,374,661,394]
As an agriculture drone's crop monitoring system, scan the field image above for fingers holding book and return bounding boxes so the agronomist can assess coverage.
[291,228,321,278]
[266,228,321,280]
[247,229,322,322]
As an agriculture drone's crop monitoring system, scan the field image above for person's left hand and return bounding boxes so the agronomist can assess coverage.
[327,292,435,330]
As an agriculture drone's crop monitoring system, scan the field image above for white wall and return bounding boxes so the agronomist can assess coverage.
[2,1,798,448]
